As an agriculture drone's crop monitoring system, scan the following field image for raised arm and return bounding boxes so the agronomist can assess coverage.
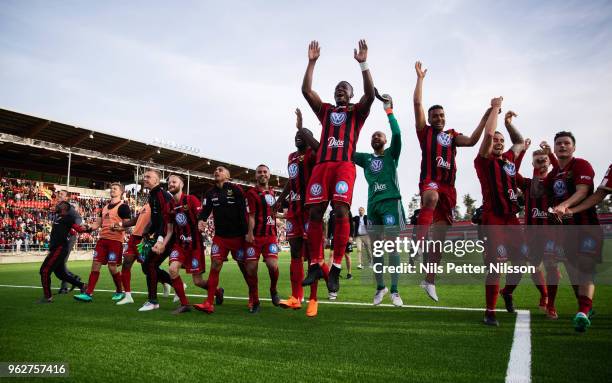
[413,61,428,131]
[301,41,323,116]
[382,95,401,160]
[455,108,492,147]
[540,141,559,168]
[504,110,525,156]
[478,97,503,158]
[295,107,319,151]
[354,39,375,114]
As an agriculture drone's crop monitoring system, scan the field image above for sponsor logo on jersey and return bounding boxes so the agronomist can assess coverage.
[310,183,323,196]
[580,175,592,181]
[330,111,347,126]
[374,182,387,192]
[175,212,188,226]
[269,243,279,254]
[508,189,518,201]
[179,235,192,243]
[335,181,349,195]
[532,208,548,219]
[383,214,396,226]
[266,216,275,225]
[553,179,567,197]
[436,156,451,169]
[289,191,301,201]
[264,194,275,206]
[427,182,439,190]
[503,162,516,176]
[370,158,384,173]
[211,244,220,254]
[437,132,452,147]
[286,221,293,233]
[328,136,345,148]
[288,163,299,179]
[170,249,180,260]
[246,247,256,257]
[191,258,199,269]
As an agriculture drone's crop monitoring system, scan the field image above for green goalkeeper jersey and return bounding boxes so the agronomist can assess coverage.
[353,111,402,205]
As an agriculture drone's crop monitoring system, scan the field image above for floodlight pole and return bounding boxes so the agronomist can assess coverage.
[67,151,72,187]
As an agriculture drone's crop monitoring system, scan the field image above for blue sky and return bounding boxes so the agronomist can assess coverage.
[1,0,611,214]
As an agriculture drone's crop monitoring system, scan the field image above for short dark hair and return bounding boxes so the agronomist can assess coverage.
[256,164,269,171]
[428,105,444,115]
[168,174,184,183]
[532,149,547,157]
[145,168,162,178]
[554,131,576,145]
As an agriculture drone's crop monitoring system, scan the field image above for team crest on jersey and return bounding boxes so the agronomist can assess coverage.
[383,214,396,226]
[503,162,516,176]
[335,181,349,195]
[288,163,299,179]
[170,249,180,260]
[269,244,279,254]
[191,258,199,269]
[330,111,347,126]
[246,247,256,257]
[108,252,116,261]
[553,179,567,197]
[286,221,293,233]
[265,194,275,206]
[211,244,220,255]
[310,183,323,196]
[370,158,384,173]
[236,249,244,260]
[175,212,188,226]
[437,132,452,147]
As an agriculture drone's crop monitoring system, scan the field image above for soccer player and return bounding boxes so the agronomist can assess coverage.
[301,40,375,295]
[152,175,209,314]
[413,61,491,301]
[474,97,526,326]
[545,132,601,332]
[353,92,405,306]
[55,190,83,294]
[39,201,89,303]
[139,169,174,312]
[514,138,561,319]
[243,165,281,314]
[193,166,247,314]
[74,183,131,303]
[275,108,327,316]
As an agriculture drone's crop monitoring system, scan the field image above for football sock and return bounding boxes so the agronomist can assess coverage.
[531,269,547,299]
[172,277,189,306]
[290,257,303,299]
[307,220,324,264]
[111,271,122,293]
[546,266,560,309]
[415,207,434,241]
[121,268,131,293]
[332,216,350,265]
[374,256,385,290]
[207,267,220,305]
[578,295,593,315]
[425,250,441,283]
[268,265,279,293]
[85,271,100,295]
[485,273,500,311]
[390,253,400,293]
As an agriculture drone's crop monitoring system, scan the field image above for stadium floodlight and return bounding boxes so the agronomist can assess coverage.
[207,160,211,165]
[156,148,161,154]
[89,132,94,139]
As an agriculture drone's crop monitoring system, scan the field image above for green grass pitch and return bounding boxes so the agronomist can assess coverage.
[0,251,611,382]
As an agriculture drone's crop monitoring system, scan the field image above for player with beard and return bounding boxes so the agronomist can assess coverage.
[474,97,526,326]
[244,165,281,313]
[546,132,601,332]
[513,138,562,318]
[353,91,405,306]
[413,61,491,302]
[74,183,131,303]
[275,108,327,316]
[300,40,375,296]
[193,166,247,314]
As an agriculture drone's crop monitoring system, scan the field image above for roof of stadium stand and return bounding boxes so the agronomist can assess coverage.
[0,107,287,193]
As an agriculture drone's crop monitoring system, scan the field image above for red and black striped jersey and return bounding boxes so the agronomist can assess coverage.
[315,102,369,163]
[168,194,202,249]
[519,177,552,225]
[246,186,277,237]
[475,150,522,217]
[417,126,461,185]
[546,157,599,225]
[287,147,315,217]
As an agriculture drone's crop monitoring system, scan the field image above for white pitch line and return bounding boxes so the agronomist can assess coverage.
[505,309,532,383]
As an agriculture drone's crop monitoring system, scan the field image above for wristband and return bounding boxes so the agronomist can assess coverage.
[385,108,393,115]
[157,236,164,243]
[359,61,369,72]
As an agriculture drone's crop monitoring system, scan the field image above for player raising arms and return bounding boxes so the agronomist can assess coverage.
[353,91,406,306]
[301,40,375,295]
[193,166,246,314]
[413,61,490,301]
[74,183,131,303]
[275,108,326,317]
[546,132,601,332]
[244,165,281,314]
[474,97,526,326]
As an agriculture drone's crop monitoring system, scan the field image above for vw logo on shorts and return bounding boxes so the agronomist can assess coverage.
[503,162,516,176]
[191,258,199,268]
[437,132,452,147]
[497,245,507,258]
[545,240,555,252]
[520,244,529,256]
[383,214,396,226]
[580,237,596,252]
[330,111,347,126]
[335,181,349,195]
[310,183,323,197]
[269,244,279,254]
[175,212,188,226]
[265,194,276,206]
[170,249,180,260]
[553,180,567,197]
[286,221,293,233]
[211,244,220,254]
[92,250,98,258]
[246,247,256,257]
[108,252,116,261]
[370,158,384,173]
[288,163,299,179]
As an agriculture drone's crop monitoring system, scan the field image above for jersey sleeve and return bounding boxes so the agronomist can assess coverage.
[317,103,331,123]
[198,190,213,221]
[353,152,367,168]
[246,190,257,215]
[416,125,428,144]
[515,149,527,172]
[573,159,595,186]
[388,112,401,160]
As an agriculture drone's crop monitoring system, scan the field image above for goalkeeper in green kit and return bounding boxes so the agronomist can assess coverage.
[353,90,406,306]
